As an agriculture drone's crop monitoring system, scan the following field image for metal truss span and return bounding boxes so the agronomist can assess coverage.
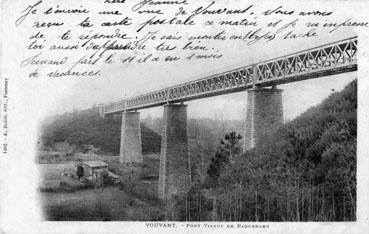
[104,36,357,115]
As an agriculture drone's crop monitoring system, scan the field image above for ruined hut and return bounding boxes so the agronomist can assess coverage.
[80,161,108,182]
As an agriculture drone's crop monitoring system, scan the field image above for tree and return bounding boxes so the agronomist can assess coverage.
[205,132,242,187]
[173,184,212,221]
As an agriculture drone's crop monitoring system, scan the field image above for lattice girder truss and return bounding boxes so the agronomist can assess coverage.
[104,37,357,114]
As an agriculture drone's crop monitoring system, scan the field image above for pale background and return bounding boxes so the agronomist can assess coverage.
[0,0,369,233]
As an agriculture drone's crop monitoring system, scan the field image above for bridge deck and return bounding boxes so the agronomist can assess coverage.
[103,36,357,115]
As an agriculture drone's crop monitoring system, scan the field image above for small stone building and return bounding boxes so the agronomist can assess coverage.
[81,161,108,182]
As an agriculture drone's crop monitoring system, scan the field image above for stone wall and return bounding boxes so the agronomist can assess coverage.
[244,87,283,150]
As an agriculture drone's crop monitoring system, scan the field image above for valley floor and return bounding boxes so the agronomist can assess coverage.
[38,152,164,221]
[40,186,165,221]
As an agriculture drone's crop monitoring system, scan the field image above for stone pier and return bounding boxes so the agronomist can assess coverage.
[243,87,283,150]
[158,104,190,201]
[120,111,143,163]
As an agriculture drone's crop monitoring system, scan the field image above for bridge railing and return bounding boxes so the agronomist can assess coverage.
[103,36,357,115]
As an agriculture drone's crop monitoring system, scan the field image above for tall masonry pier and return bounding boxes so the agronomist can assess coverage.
[243,87,283,150]
[158,104,190,201]
[120,111,143,163]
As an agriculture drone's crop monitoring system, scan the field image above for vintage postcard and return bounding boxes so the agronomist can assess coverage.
[1,0,369,233]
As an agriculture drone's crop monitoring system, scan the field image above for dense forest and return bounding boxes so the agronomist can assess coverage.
[175,80,357,221]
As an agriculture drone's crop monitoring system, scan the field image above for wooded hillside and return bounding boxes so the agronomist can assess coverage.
[176,80,357,222]
[40,108,162,154]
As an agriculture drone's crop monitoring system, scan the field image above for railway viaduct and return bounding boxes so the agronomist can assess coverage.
[99,37,357,202]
